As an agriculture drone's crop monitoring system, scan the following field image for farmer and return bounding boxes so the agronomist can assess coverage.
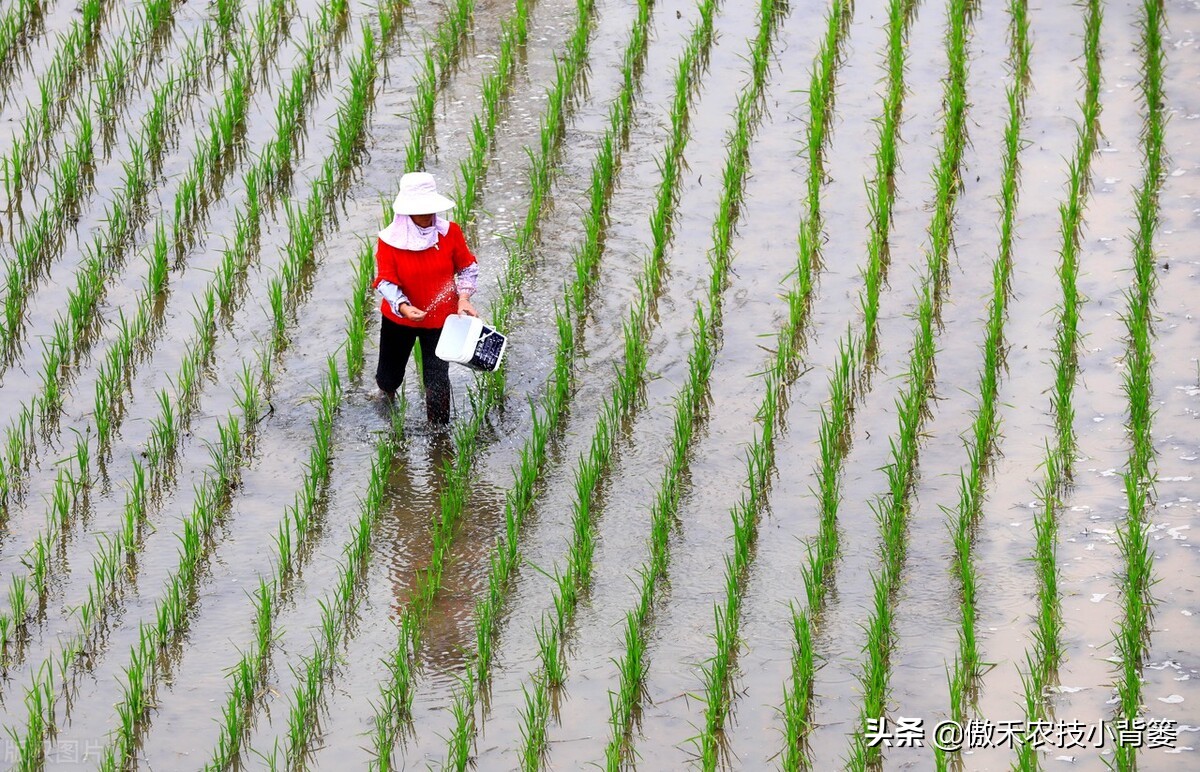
[373,172,479,424]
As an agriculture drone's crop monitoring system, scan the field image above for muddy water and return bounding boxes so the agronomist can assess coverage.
[127,0,536,763]
[1,0,1197,767]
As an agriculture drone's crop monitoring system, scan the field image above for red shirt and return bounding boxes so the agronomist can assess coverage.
[372,222,477,329]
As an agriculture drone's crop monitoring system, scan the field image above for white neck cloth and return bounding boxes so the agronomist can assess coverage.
[378,214,450,250]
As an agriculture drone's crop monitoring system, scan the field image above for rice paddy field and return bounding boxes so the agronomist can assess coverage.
[0,0,1196,768]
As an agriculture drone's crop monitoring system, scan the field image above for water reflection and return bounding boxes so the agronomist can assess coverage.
[382,418,503,677]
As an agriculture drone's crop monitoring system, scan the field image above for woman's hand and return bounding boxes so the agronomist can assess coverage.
[457,295,478,318]
[398,302,427,321]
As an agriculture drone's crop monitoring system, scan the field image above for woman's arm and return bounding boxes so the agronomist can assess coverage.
[449,224,479,316]
[454,263,479,296]
[376,280,410,314]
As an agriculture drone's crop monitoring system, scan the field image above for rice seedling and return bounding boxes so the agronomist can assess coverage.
[1,9,379,742]
[0,0,300,501]
[1012,3,1104,761]
[344,240,375,379]
[775,0,967,764]
[916,7,1031,768]
[108,9,465,764]
[1110,2,1166,769]
[0,0,40,87]
[363,0,661,763]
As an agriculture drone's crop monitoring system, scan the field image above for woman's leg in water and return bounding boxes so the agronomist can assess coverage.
[417,326,451,424]
[376,315,418,398]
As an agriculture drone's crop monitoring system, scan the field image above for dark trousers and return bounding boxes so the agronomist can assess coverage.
[376,315,451,424]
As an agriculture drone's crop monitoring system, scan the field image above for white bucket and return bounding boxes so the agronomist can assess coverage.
[436,313,507,372]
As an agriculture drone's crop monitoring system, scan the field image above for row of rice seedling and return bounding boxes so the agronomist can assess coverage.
[1112,1,1166,768]
[399,0,475,169]
[936,1,1030,763]
[199,5,480,765]
[845,1,973,767]
[860,0,919,353]
[87,23,383,769]
[0,106,96,360]
[0,0,370,701]
[774,0,920,764]
[0,0,298,514]
[169,43,255,244]
[0,0,41,94]
[451,0,532,233]
[14,0,106,142]
[1015,1,1103,762]
[260,9,344,196]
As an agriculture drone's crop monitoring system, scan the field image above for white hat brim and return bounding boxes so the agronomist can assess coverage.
[393,191,456,215]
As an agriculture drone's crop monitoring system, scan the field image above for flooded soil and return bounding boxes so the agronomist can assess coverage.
[0,0,1195,768]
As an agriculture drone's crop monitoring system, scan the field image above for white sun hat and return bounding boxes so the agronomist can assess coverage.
[392,172,455,215]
